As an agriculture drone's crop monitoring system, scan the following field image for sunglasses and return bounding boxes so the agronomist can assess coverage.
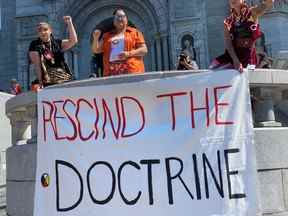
[114,14,126,20]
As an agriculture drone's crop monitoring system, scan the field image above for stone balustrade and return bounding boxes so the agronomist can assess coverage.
[5,69,288,216]
[249,69,288,127]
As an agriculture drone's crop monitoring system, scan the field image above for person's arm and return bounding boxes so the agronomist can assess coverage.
[191,60,199,70]
[251,0,274,18]
[118,30,148,60]
[119,43,148,60]
[61,16,78,51]
[29,51,44,86]
[224,24,243,73]
[181,60,194,70]
[91,30,103,54]
[131,43,148,57]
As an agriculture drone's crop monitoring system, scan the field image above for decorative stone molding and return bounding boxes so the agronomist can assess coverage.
[65,0,166,31]
[172,0,202,18]
[171,20,208,69]
[7,110,31,146]
[6,92,37,146]
[63,0,161,34]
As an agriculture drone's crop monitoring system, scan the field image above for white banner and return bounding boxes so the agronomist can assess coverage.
[34,70,258,216]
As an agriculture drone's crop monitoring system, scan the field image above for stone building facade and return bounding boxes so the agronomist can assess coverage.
[0,0,287,90]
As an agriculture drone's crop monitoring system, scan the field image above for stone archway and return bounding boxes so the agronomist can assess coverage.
[63,0,161,79]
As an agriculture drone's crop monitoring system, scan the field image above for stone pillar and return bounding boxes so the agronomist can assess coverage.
[150,42,157,72]
[161,35,170,70]
[6,93,37,216]
[8,111,31,146]
[252,87,282,127]
[155,37,163,71]
[26,105,37,145]
[277,89,288,117]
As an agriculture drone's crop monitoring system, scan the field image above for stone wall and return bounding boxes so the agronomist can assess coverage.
[168,0,209,69]
[0,0,16,92]
[260,12,288,58]
[0,92,13,214]
[255,128,288,215]
[205,0,228,63]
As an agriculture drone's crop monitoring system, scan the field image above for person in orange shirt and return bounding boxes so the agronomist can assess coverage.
[92,8,148,76]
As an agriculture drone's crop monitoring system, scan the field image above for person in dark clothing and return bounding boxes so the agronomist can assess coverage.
[177,51,199,70]
[90,18,114,77]
[29,16,77,87]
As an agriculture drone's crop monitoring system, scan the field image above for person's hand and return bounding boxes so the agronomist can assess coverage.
[38,80,44,89]
[233,59,243,73]
[93,30,101,40]
[118,51,131,60]
[63,16,72,25]
[43,74,50,84]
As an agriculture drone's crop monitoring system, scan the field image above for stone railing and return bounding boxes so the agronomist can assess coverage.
[5,69,288,216]
[249,69,288,127]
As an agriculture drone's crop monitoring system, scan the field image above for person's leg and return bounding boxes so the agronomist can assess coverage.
[90,55,98,77]
[91,54,104,77]
[98,54,104,77]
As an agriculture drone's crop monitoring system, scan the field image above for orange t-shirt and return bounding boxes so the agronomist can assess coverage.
[102,27,146,76]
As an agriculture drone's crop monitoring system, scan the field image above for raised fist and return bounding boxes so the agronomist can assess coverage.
[63,16,72,25]
[93,30,102,39]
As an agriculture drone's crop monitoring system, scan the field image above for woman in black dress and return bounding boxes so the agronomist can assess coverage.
[29,16,78,88]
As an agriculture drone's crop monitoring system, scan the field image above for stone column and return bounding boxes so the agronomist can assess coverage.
[277,89,288,117]
[150,42,157,72]
[161,35,170,70]
[252,87,282,127]
[26,105,37,145]
[8,110,31,146]
[6,93,37,216]
[155,37,163,71]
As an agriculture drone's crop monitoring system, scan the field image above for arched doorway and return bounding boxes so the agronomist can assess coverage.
[68,0,160,79]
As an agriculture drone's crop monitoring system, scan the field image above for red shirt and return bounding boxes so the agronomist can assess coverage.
[10,84,22,95]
